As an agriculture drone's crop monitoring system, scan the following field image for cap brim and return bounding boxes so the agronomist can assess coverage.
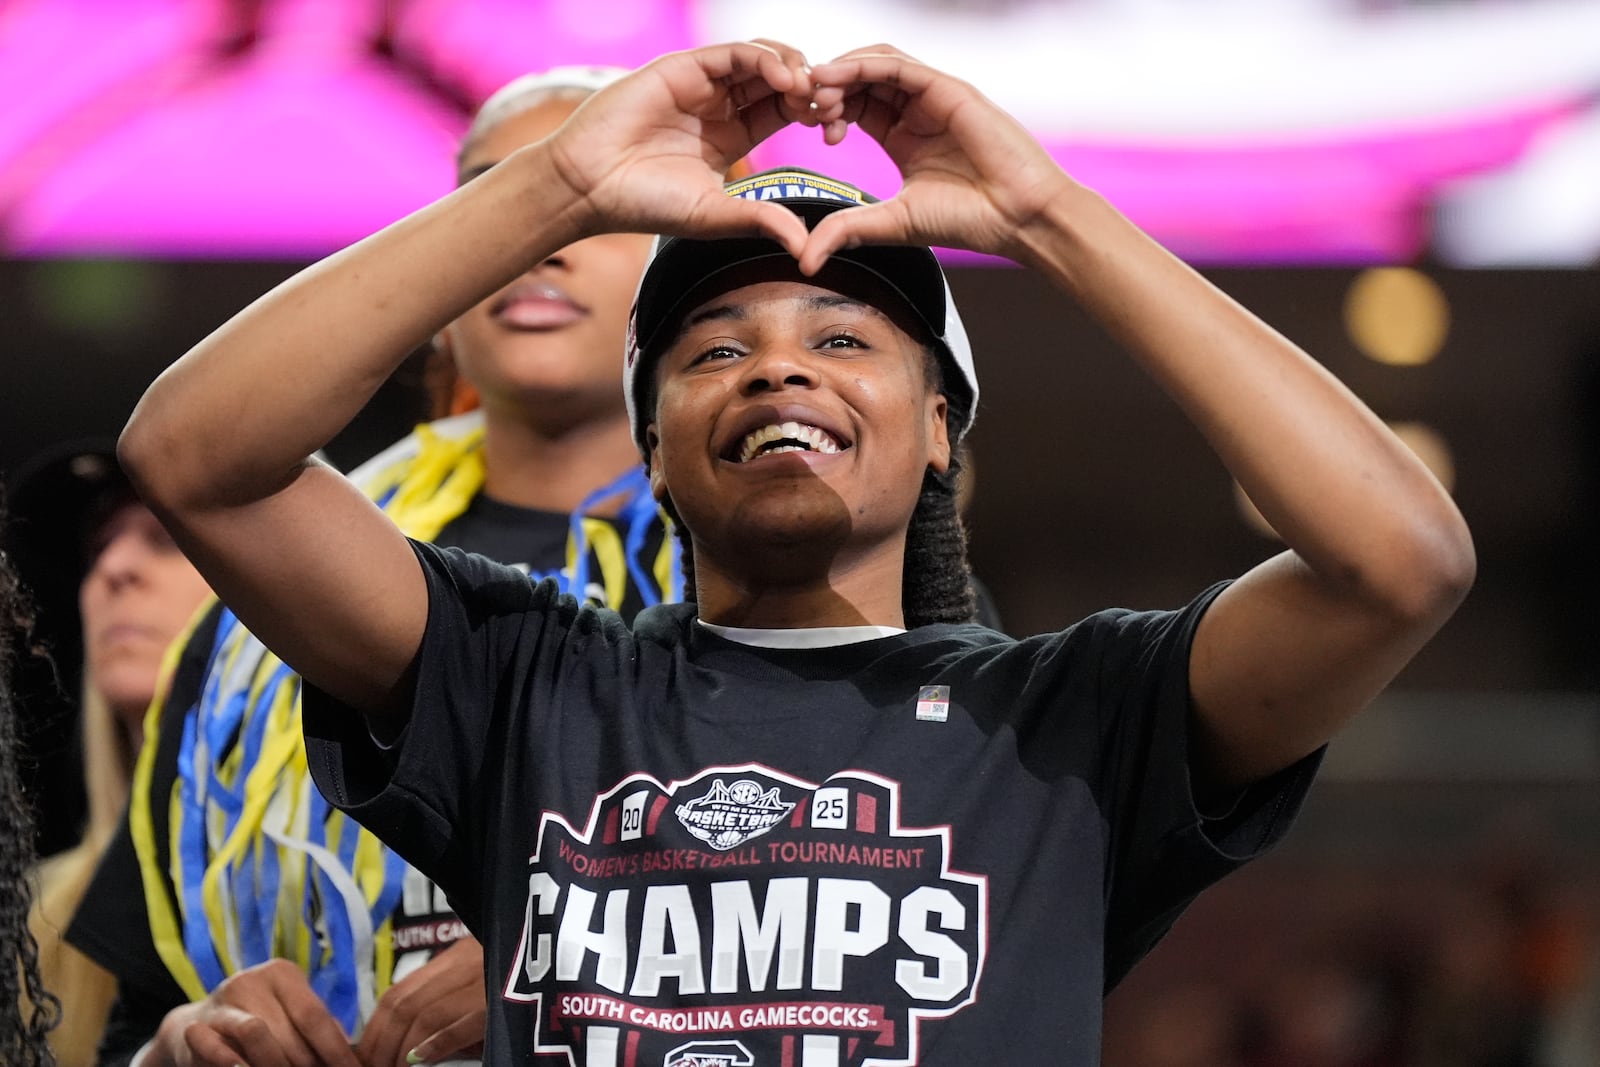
[634,199,948,363]
[6,441,129,595]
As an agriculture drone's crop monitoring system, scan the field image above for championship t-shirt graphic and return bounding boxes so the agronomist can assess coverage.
[503,765,988,1066]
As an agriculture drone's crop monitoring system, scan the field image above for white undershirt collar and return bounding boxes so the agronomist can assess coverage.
[697,619,906,649]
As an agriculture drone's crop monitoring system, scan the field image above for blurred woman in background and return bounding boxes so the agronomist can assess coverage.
[9,444,212,1067]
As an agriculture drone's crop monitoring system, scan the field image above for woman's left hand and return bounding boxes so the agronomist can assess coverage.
[545,39,840,257]
[801,46,1074,271]
[355,937,486,1067]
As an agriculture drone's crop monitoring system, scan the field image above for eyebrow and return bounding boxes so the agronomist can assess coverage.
[683,293,880,330]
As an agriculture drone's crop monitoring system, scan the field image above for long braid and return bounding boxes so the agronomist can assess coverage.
[0,507,61,1066]
[674,519,698,607]
[902,343,977,627]
[902,459,977,627]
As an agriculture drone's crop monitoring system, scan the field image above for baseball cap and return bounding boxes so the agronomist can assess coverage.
[6,440,137,585]
[624,167,978,455]
[4,440,133,649]
[465,66,629,150]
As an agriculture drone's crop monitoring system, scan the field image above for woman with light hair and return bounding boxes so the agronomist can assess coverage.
[8,443,212,1067]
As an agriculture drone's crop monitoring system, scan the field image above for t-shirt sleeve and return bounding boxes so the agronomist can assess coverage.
[64,604,219,1010]
[302,539,581,926]
[1089,581,1322,989]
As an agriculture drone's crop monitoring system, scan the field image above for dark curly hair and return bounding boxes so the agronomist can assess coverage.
[0,501,61,1066]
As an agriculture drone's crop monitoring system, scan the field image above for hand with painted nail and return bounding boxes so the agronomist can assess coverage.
[143,958,363,1067]
[800,45,1074,272]
[544,40,844,259]
[353,937,485,1067]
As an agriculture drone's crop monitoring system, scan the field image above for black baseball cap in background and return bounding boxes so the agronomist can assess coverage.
[3,439,131,858]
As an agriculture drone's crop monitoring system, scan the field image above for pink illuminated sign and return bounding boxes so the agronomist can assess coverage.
[1,0,1596,265]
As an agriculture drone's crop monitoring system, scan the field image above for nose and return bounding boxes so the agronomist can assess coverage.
[739,342,820,397]
[86,526,153,594]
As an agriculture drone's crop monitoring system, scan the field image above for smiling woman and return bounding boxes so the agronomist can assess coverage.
[114,41,1471,1066]
[627,186,980,628]
[652,277,950,621]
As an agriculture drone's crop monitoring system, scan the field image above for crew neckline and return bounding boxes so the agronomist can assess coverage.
[696,619,907,649]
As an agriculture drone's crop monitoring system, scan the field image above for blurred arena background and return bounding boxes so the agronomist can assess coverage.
[2,1,1596,1063]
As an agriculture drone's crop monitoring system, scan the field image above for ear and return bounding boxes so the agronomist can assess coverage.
[432,325,456,362]
[430,328,481,416]
[424,332,458,420]
[924,393,952,474]
[646,425,669,502]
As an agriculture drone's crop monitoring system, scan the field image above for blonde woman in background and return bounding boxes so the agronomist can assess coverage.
[10,443,212,1067]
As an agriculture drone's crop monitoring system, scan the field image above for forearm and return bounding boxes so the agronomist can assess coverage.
[107,42,819,719]
[121,143,587,512]
[801,45,1472,785]
[1019,183,1474,613]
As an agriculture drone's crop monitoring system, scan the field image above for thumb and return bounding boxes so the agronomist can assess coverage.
[799,202,910,275]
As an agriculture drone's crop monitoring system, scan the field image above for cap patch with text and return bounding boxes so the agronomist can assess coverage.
[722,170,868,206]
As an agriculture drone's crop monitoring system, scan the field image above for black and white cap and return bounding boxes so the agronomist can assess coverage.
[624,168,978,454]
[466,65,629,146]
[3,439,133,645]
[7,440,131,576]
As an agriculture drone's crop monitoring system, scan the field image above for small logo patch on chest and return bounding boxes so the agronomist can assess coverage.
[915,684,951,722]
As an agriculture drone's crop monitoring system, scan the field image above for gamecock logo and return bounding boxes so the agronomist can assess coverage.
[663,1039,754,1067]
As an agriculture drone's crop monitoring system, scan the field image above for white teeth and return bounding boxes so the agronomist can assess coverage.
[736,422,844,463]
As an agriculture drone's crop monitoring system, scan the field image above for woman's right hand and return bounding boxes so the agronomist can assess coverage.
[543,40,839,258]
[145,959,362,1067]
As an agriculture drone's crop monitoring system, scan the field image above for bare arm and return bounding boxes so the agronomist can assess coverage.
[120,42,825,727]
[1014,188,1473,790]
[806,49,1475,790]
[121,143,581,725]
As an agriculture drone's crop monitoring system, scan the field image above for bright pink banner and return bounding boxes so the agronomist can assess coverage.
[0,0,1588,263]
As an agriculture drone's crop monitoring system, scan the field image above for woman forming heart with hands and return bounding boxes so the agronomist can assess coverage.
[122,40,1470,1067]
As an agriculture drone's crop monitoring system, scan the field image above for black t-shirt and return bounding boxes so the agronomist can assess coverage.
[68,496,667,1062]
[439,491,575,565]
[436,494,667,624]
[304,542,1318,1066]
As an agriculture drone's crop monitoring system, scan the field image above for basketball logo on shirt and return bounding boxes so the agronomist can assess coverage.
[504,764,988,1067]
[675,778,794,850]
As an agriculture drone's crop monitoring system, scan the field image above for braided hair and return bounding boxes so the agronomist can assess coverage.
[666,345,977,627]
[0,505,61,1066]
